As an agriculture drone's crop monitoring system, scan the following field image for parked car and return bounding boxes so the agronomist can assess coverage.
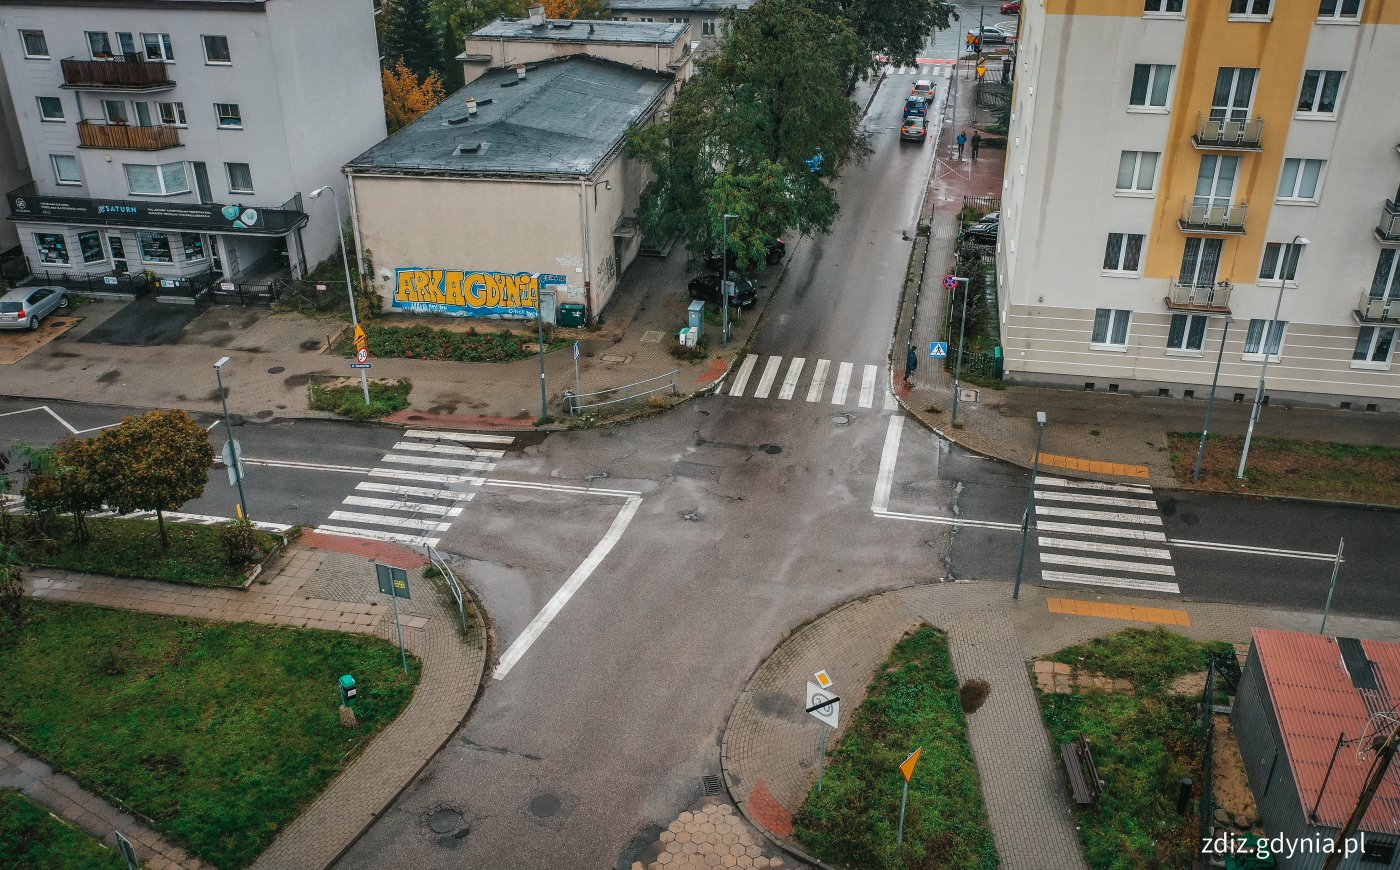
[688,272,758,309]
[0,286,69,330]
[904,96,929,117]
[702,238,785,271]
[900,116,928,142]
[959,215,1000,245]
[1000,1,1021,13]
[911,79,935,99]
[969,25,1011,45]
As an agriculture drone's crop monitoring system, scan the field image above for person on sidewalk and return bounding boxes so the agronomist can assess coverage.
[905,344,918,386]
[971,131,982,159]
[956,131,967,160]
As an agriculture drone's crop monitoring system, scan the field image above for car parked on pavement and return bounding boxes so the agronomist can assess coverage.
[0,286,69,330]
[702,238,785,272]
[911,79,935,99]
[1000,1,1021,13]
[904,96,929,117]
[687,272,758,309]
[969,25,1011,45]
[900,116,928,142]
[959,214,1000,245]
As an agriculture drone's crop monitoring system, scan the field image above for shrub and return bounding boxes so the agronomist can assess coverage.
[363,324,539,363]
[308,378,412,420]
[220,516,266,567]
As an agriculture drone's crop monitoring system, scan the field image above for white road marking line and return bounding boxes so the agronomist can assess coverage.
[1037,520,1167,542]
[1040,553,1177,576]
[237,457,373,474]
[315,525,439,548]
[1038,537,1172,560]
[0,405,119,435]
[1169,539,1342,562]
[858,364,877,408]
[327,510,453,532]
[778,357,806,400]
[405,430,514,444]
[872,415,904,513]
[163,511,291,532]
[884,389,899,411]
[484,478,641,497]
[753,355,783,399]
[389,441,505,459]
[806,359,831,402]
[494,495,642,680]
[1035,490,1157,509]
[1041,571,1181,594]
[729,355,759,396]
[1037,476,1152,494]
[874,509,1021,531]
[1036,505,1163,526]
[355,482,474,501]
[831,361,854,405]
[369,468,485,485]
[342,496,465,517]
[378,454,492,470]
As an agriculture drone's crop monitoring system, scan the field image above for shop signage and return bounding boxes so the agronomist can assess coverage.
[6,192,303,234]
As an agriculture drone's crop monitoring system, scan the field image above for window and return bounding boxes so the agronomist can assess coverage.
[1194,155,1239,209]
[1353,327,1396,367]
[139,231,173,263]
[157,101,186,126]
[1144,0,1185,13]
[639,16,655,22]
[87,31,113,58]
[51,154,81,186]
[1091,309,1132,347]
[225,162,253,193]
[1244,319,1286,357]
[1168,314,1209,351]
[117,32,136,55]
[78,230,104,264]
[1211,67,1257,120]
[102,100,129,125]
[202,35,231,64]
[1371,249,1400,300]
[36,96,64,121]
[134,102,153,127]
[611,16,627,21]
[668,17,686,24]
[20,29,48,58]
[1363,841,1398,864]
[1277,158,1324,202]
[1229,0,1272,16]
[142,33,174,62]
[1116,151,1159,193]
[181,233,206,261]
[1180,237,1223,287]
[123,161,189,196]
[34,232,68,265]
[1103,233,1144,273]
[702,18,717,35]
[1259,242,1304,283]
[215,103,242,129]
[1318,0,1362,20]
[1297,70,1344,115]
[1129,64,1173,109]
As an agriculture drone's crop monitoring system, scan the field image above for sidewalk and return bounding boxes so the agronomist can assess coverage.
[16,532,488,870]
[720,581,1400,870]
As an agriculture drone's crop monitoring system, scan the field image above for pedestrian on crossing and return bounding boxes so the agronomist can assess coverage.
[956,131,967,159]
[905,345,918,386]
[971,131,983,159]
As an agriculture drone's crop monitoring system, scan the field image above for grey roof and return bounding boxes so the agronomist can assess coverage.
[610,0,753,10]
[346,55,672,178]
[472,17,686,45]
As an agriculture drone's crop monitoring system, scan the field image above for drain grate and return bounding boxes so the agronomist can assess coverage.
[702,775,723,796]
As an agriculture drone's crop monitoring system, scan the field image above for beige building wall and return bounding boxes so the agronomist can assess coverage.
[461,32,690,86]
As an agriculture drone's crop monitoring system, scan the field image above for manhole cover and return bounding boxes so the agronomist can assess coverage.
[640,330,665,344]
[702,775,723,796]
[832,414,852,425]
[758,444,782,454]
[599,353,631,364]
[529,793,562,819]
[267,366,285,374]
[254,410,274,419]
[959,388,980,403]
[428,809,462,834]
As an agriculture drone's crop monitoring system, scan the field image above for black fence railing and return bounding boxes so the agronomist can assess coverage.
[25,268,152,295]
[151,268,220,299]
[963,194,1001,214]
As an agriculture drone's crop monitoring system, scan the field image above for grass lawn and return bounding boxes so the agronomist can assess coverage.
[18,516,277,587]
[1039,627,1234,870]
[1170,432,1400,505]
[308,377,411,420]
[0,601,420,869]
[0,790,126,869]
[794,626,998,870]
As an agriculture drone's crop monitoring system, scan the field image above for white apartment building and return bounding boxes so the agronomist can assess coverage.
[0,0,385,292]
[0,57,27,251]
[1000,0,1400,412]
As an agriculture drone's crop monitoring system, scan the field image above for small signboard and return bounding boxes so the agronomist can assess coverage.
[900,747,923,782]
[316,283,327,292]
[375,563,410,599]
[356,348,369,363]
[814,670,833,689]
[942,275,958,291]
[350,363,371,369]
[805,681,840,728]
[929,341,948,358]
[115,832,138,869]
[220,281,234,291]
[221,439,244,485]
[160,279,176,288]
[104,276,119,285]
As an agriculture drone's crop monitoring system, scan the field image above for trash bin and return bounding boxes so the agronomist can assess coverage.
[557,303,586,328]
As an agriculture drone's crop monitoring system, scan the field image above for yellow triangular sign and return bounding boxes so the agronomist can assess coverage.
[900,747,923,782]
[354,324,368,352]
[977,66,987,78]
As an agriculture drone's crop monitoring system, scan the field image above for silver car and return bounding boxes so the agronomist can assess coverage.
[0,286,70,330]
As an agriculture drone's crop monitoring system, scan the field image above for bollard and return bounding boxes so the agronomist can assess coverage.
[1177,777,1193,815]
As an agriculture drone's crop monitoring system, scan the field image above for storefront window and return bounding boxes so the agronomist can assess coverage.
[139,231,173,263]
[182,233,206,261]
[78,230,104,264]
[34,232,69,265]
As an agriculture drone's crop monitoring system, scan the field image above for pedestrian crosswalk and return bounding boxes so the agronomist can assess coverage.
[1033,476,1180,594]
[315,429,512,548]
[886,64,955,77]
[726,355,896,410]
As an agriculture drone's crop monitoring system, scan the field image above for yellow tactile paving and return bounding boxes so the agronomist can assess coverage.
[1038,453,1151,479]
[1048,596,1191,626]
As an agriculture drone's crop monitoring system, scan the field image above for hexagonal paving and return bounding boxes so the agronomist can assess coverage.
[632,799,794,870]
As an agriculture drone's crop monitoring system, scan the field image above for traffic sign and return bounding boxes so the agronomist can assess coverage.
[900,747,923,782]
[221,439,244,486]
[356,347,369,363]
[814,670,833,689]
[942,275,958,290]
[350,363,371,369]
[929,341,948,358]
[116,832,138,870]
[353,323,368,353]
[805,681,840,727]
[376,563,410,599]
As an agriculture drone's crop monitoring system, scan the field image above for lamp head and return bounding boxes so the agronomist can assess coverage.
[214,356,231,370]
[1294,236,1310,247]
[308,186,331,199]
[723,212,738,219]
[1035,411,1047,425]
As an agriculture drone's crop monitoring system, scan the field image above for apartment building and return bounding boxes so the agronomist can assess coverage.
[460,14,691,86]
[0,0,384,289]
[0,58,28,251]
[1000,0,1400,411]
[608,0,754,52]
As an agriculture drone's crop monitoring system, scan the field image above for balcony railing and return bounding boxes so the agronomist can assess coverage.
[1168,280,1233,313]
[1377,200,1400,245]
[1356,291,1400,324]
[1179,199,1248,234]
[77,120,181,150]
[1193,114,1264,150]
[61,54,174,90]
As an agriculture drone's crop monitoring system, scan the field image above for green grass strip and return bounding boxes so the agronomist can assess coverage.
[18,517,276,587]
[0,790,126,869]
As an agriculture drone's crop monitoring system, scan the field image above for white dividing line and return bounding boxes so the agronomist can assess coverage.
[355,481,474,501]
[778,357,806,401]
[806,359,831,402]
[1041,570,1181,594]
[389,441,505,459]
[494,495,642,680]
[369,468,485,486]
[327,510,453,532]
[875,509,1022,532]
[884,389,899,412]
[342,496,464,517]
[729,355,759,396]
[1038,537,1172,560]
[1035,490,1157,509]
[1169,538,1342,562]
[316,525,439,548]
[162,511,291,532]
[404,430,514,444]
[1037,520,1168,542]
[484,478,641,497]
[1040,553,1177,576]
[752,355,783,399]
[1036,505,1163,526]
[237,458,373,474]
[872,414,904,513]
[0,405,119,435]
[1037,476,1152,494]
[831,361,854,405]
[378,454,492,470]
[858,364,877,408]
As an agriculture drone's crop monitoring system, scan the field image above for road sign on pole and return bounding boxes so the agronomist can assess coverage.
[375,563,411,675]
[943,274,958,291]
[221,439,244,486]
[814,670,833,689]
[806,681,840,727]
[353,323,368,353]
[897,747,924,846]
[116,832,138,870]
[356,347,369,363]
[929,341,948,358]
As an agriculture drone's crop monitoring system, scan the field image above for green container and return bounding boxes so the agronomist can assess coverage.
[557,303,586,328]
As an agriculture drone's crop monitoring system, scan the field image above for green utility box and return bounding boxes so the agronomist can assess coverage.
[557,303,586,328]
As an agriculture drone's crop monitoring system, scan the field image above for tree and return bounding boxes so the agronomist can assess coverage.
[380,0,445,81]
[542,0,610,18]
[429,0,528,91]
[382,59,447,133]
[813,0,958,69]
[19,439,104,544]
[87,410,214,549]
[0,451,22,632]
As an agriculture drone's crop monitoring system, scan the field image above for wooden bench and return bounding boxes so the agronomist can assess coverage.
[1059,733,1103,806]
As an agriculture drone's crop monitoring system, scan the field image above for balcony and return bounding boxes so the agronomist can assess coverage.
[1179,199,1248,234]
[77,121,181,151]
[1356,291,1400,324]
[1167,280,1233,313]
[1193,113,1264,151]
[60,54,174,91]
[1377,200,1400,245]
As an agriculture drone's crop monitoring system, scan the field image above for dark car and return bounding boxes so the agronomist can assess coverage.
[1000,1,1021,13]
[904,96,929,117]
[688,272,758,308]
[959,216,999,245]
[900,115,928,142]
[702,237,785,271]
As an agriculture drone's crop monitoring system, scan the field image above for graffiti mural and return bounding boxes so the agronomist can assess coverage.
[392,268,568,318]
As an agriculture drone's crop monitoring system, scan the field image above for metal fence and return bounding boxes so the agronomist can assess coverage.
[425,544,468,634]
[152,268,220,301]
[23,268,153,296]
[567,370,679,415]
[963,194,1001,214]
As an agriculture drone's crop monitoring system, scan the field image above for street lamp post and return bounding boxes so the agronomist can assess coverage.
[1013,411,1046,600]
[1237,236,1308,479]
[308,185,371,407]
[536,291,549,422]
[1192,318,1232,482]
[721,212,737,348]
[950,276,970,426]
[212,356,249,521]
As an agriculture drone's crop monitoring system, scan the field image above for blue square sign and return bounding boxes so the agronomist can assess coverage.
[929,342,948,358]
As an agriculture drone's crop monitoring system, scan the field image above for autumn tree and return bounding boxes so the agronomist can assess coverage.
[20,439,104,544]
[88,410,214,550]
[542,0,609,19]
[382,59,447,133]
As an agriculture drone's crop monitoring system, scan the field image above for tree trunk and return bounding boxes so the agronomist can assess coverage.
[156,508,169,549]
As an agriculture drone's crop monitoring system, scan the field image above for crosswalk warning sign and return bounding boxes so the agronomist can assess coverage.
[929,341,949,358]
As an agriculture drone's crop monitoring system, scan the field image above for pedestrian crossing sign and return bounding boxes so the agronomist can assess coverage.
[929,342,948,358]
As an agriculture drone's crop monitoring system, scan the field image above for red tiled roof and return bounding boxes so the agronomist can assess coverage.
[1253,628,1400,834]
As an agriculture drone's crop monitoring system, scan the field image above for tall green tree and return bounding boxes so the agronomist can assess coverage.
[380,0,446,81]
[87,410,214,550]
[429,0,528,90]
[19,439,104,544]
[814,0,958,68]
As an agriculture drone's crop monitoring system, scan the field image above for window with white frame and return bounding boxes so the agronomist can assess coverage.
[668,17,686,24]
[138,231,173,263]
[1103,232,1144,274]
[202,35,230,64]
[1277,158,1324,202]
[102,99,129,125]
[1353,326,1395,366]
[1371,249,1400,300]
[157,101,186,126]
[142,32,174,62]
[1259,241,1304,283]
[639,16,654,22]
[1167,314,1209,351]
[611,16,627,21]
[225,162,253,193]
[1116,151,1159,193]
[87,31,114,58]
[702,18,717,35]
[1297,70,1344,115]
[1091,308,1132,347]
[117,32,136,55]
[36,96,64,121]
[1244,318,1287,357]
[1229,0,1272,17]
[1129,64,1173,109]
[123,162,189,196]
[51,154,81,186]
[1318,0,1361,20]
[20,29,47,58]
[215,103,242,129]
[1144,0,1185,13]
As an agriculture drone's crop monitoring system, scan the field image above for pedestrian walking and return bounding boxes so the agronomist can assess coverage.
[971,131,982,159]
[905,344,918,386]
[956,131,967,160]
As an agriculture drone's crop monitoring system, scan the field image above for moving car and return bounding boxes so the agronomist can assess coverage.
[702,238,785,271]
[968,25,1011,45]
[900,116,928,142]
[911,79,934,99]
[904,96,929,117]
[687,272,758,309]
[1000,1,1021,13]
[959,214,1000,245]
[0,285,69,330]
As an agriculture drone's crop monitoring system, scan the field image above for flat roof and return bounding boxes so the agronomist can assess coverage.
[610,0,753,10]
[346,55,672,178]
[472,17,686,45]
